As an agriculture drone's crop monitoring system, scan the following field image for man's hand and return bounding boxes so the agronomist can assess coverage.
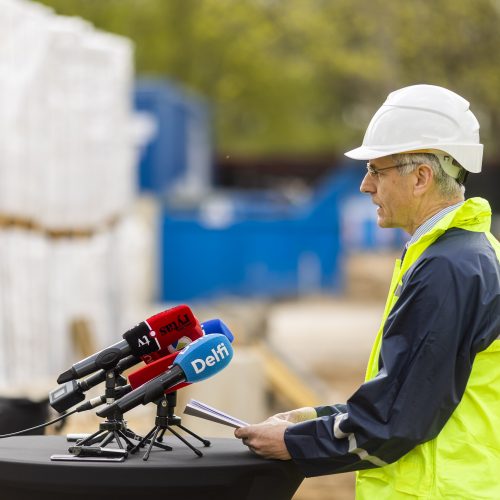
[234,416,292,459]
[234,407,316,460]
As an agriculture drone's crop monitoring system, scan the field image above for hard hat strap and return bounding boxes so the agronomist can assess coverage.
[435,153,468,184]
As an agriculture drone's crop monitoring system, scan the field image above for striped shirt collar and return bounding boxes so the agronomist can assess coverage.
[407,201,464,247]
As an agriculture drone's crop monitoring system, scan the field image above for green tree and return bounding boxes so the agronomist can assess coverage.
[33,0,500,161]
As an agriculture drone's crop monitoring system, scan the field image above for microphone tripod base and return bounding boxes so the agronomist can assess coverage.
[70,419,140,457]
[130,392,211,460]
[68,367,144,460]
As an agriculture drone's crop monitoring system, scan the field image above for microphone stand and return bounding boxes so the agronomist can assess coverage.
[68,369,142,457]
[130,391,211,460]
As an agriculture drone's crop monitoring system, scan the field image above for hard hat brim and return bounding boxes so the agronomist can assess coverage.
[344,144,483,173]
[344,146,397,161]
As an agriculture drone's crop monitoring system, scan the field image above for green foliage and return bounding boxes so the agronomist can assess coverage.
[34,0,500,159]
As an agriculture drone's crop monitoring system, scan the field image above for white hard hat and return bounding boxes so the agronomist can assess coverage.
[345,84,483,173]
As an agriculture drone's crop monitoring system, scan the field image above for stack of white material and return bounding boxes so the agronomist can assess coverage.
[0,0,150,392]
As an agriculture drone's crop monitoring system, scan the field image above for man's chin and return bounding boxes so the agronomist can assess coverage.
[377,218,397,230]
[376,217,388,228]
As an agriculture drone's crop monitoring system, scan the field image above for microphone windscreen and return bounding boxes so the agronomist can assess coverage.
[201,318,234,343]
[144,304,204,362]
[175,334,233,383]
[123,305,204,364]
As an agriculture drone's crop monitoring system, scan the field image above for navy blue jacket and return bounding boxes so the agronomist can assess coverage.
[284,227,500,476]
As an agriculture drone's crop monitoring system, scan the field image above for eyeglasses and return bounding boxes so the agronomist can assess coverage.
[365,161,415,178]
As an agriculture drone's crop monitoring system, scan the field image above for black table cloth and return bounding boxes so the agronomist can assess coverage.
[0,435,303,500]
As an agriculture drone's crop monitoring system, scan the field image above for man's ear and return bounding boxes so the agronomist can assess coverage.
[413,163,433,196]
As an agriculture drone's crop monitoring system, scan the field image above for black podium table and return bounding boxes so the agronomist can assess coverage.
[0,436,303,500]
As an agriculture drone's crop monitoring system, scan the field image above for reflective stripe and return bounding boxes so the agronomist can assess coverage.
[333,413,348,439]
[333,413,388,467]
[348,435,389,467]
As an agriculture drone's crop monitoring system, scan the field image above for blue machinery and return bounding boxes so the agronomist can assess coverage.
[135,80,404,302]
[159,168,360,302]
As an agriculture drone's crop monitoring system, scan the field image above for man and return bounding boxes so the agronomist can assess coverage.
[235,84,500,499]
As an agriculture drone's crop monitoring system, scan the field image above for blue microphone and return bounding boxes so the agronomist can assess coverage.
[201,318,234,343]
[97,334,233,418]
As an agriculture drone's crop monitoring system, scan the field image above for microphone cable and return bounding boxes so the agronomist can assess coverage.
[0,390,126,439]
[0,408,78,439]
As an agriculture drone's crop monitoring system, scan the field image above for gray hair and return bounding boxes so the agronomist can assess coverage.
[391,153,464,198]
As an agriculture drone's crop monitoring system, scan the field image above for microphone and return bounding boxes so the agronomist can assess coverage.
[126,318,235,392]
[49,317,234,413]
[201,318,234,342]
[97,334,233,418]
[49,355,139,413]
[57,305,203,383]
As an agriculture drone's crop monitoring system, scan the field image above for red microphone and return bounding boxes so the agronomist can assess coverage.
[136,306,204,364]
[57,305,203,383]
[128,351,189,394]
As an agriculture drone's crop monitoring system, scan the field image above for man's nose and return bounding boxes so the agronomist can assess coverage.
[360,172,375,194]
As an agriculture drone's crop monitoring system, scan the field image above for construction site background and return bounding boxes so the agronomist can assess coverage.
[3,4,499,499]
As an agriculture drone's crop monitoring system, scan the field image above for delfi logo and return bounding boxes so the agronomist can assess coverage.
[190,342,231,374]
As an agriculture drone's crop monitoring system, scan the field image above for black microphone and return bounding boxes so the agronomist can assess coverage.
[49,355,138,413]
[97,334,233,419]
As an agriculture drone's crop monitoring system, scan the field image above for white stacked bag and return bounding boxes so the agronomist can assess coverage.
[0,0,151,392]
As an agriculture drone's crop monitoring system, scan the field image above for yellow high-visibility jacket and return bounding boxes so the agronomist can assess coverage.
[285,198,500,499]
